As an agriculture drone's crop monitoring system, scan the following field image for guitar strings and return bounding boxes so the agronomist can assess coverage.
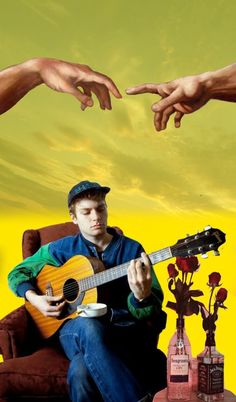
[45,235,221,298]
[42,248,172,298]
[45,263,130,298]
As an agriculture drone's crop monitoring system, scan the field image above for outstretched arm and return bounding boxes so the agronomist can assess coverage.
[126,63,236,131]
[0,57,122,115]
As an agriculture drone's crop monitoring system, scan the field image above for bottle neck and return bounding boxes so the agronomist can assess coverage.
[176,316,185,337]
[176,317,185,353]
[176,316,185,330]
[205,331,216,347]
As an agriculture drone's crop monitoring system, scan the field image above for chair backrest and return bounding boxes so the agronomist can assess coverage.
[22,222,79,258]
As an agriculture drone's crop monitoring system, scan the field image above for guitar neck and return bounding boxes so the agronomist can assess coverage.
[79,246,172,292]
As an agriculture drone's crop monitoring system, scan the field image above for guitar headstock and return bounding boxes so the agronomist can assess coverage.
[171,226,226,258]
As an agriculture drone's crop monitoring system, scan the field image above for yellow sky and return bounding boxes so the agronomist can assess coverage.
[1,0,236,215]
[0,0,236,394]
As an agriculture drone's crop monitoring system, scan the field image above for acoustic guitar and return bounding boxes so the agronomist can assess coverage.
[25,226,225,338]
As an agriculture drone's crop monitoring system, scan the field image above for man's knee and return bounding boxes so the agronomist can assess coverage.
[59,317,108,360]
[67,317,108,347]
[77,317,108,343]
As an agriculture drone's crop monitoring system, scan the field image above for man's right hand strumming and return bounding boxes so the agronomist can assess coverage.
[25,290,65,317]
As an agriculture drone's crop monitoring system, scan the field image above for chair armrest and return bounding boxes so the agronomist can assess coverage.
[0,305,41,360]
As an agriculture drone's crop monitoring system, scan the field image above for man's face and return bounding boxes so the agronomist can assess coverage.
[71,198,108,240]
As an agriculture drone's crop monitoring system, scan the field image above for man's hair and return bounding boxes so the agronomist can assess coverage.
[69,189,107,215]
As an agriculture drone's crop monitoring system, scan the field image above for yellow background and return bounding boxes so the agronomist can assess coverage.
[0,0,236,395]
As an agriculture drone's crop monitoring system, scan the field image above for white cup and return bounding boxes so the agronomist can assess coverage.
[77,303,107,318]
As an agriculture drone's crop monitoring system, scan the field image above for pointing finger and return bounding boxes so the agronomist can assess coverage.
[126,83,159,95]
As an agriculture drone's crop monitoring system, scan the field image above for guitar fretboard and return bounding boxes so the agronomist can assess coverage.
[79,247,172,292]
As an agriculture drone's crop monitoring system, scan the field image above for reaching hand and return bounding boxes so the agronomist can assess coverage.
[38,58,122,110]
[0,57,122,115]
[127,252,152,301]
[126,76,211,131]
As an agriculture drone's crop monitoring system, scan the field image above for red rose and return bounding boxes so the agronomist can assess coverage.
[176,256,199,273]
[208,272,221,287]
[167,263,179,278]
[215,287,228,303]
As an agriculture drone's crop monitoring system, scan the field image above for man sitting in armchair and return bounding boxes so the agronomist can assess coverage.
[8,180,167,402]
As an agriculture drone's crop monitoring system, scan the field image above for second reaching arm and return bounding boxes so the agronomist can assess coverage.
[126,62,236,131]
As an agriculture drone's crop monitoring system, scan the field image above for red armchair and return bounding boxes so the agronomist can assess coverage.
[0,221,166,401]
[0,222,79,402]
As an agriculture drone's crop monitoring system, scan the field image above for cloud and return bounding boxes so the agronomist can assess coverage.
[0,138,49,175]
[54,121,236,213]
[0,162,66,211]
[1,105,236,215]
[68,164,95,179]
[20,0,67,26]
[35,125,89,151]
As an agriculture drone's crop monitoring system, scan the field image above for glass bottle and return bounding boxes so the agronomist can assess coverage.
[197,331,224,401]
[167,316,192,400]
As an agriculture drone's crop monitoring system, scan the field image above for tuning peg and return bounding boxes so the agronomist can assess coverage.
[204,225,212,231]
[201,253,208,259]
[213,250,220,256]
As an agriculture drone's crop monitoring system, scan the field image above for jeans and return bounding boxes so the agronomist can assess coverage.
[58,311,166,402]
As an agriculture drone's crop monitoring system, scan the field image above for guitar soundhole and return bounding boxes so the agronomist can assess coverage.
[63,279,79,302]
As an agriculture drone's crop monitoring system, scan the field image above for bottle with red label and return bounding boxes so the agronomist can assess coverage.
[197,331,224,401]
[167,316,192,400]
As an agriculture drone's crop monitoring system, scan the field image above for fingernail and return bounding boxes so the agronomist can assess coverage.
[86,98,93,107]
[126,88,132,94]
